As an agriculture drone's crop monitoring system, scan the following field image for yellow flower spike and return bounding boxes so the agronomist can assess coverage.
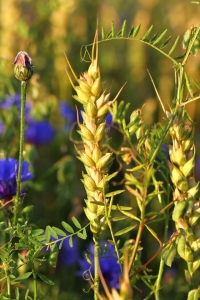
[75,86,92,102]
[92,145,102,163]
[84,143,92,157]
[78,79,92,93]
[96,93,108,109]
[188,182,200,198]
[91,78,102,96]
[82,174,97,192]
[191,238,200,252]
[95,122,106,142]
[185,228,195,243]
[89,169,102,185]
[78,124,94,141]
[96,104,110,118]
[180,149,195,177]
[97,204,105,216]
[173,124,188,141]
[182,139,193,152]
[85,198,97,213]
[96,153,113,169]
[81,111,97,134]
[86,98,97,118]
[169,144,186,166]
[177,235,194,262]
[77,151,95,168]
[168,162,189,192]
[176,218,189,230]
[189,211,200,227]
[172,200,186,222]
[73,95,88,105]
[83,207,97,222]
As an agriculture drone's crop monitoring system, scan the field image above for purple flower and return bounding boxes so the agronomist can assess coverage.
[77,241,121,289]
[0,94,32,115]
[25,120,55,145]
[106,112,112,126]
[0,121,5,134]
[0,158,33,200]
[57,236,79,267]
[195,159,200,181]
[59,101,77,132]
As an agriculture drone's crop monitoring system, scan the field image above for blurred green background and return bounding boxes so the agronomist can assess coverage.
[1,0,200,299]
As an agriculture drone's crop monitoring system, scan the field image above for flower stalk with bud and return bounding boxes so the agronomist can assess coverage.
[13,51,33,225]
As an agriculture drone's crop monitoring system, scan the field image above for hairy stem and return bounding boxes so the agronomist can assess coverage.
[14,81,27,225]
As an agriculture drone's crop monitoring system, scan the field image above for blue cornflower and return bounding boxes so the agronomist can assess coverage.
[0,94,21,110]
[57,235,79,267]
[0,121,5,134]
[25,120,55,145]
[59,102,76,130]
[0,158,33,200]
[106,112,112,126]
[0,94,32,115]
[77,241,121,289]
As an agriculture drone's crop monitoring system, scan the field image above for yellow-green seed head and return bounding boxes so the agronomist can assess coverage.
[169,162,189,192]
[91,78,101,96]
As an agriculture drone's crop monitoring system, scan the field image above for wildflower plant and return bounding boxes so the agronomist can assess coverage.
[2,3,200,300]
[64,19,200,300]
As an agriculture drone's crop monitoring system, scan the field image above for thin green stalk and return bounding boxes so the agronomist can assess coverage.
[32,264,37,300]
[154,218,169,300]
[94,235,99,300]
[128,188,147,273]
[154,168,171,299]
[6,271,11,300]
[14,81,27,225]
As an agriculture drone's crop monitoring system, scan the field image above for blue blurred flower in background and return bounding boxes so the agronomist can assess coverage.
[0,122,5,134]
[0,94,32,115]
[0,158,33,200]
[77,241,121,289]
[25,120,55,145]
[57,236,79,267]
[106,112,112,126]
[0,94,21,110]
[59,102,76,131]
[0,94,55,146]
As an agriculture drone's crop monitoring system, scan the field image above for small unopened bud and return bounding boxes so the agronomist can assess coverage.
[14,51,33,81]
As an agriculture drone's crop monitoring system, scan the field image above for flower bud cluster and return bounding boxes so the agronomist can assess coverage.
[168,108,200,264]
[73,59,113,236]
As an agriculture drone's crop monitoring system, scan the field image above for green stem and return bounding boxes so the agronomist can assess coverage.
[94,235,99,300]
[128,188,147,273]
[32,264,37,300]
[154,210,169,299]
[14,81,27,225]
[6,271,11,299]
[154,163,171,299]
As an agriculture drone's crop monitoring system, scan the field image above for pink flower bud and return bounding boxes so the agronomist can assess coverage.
[13,51,33,81]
